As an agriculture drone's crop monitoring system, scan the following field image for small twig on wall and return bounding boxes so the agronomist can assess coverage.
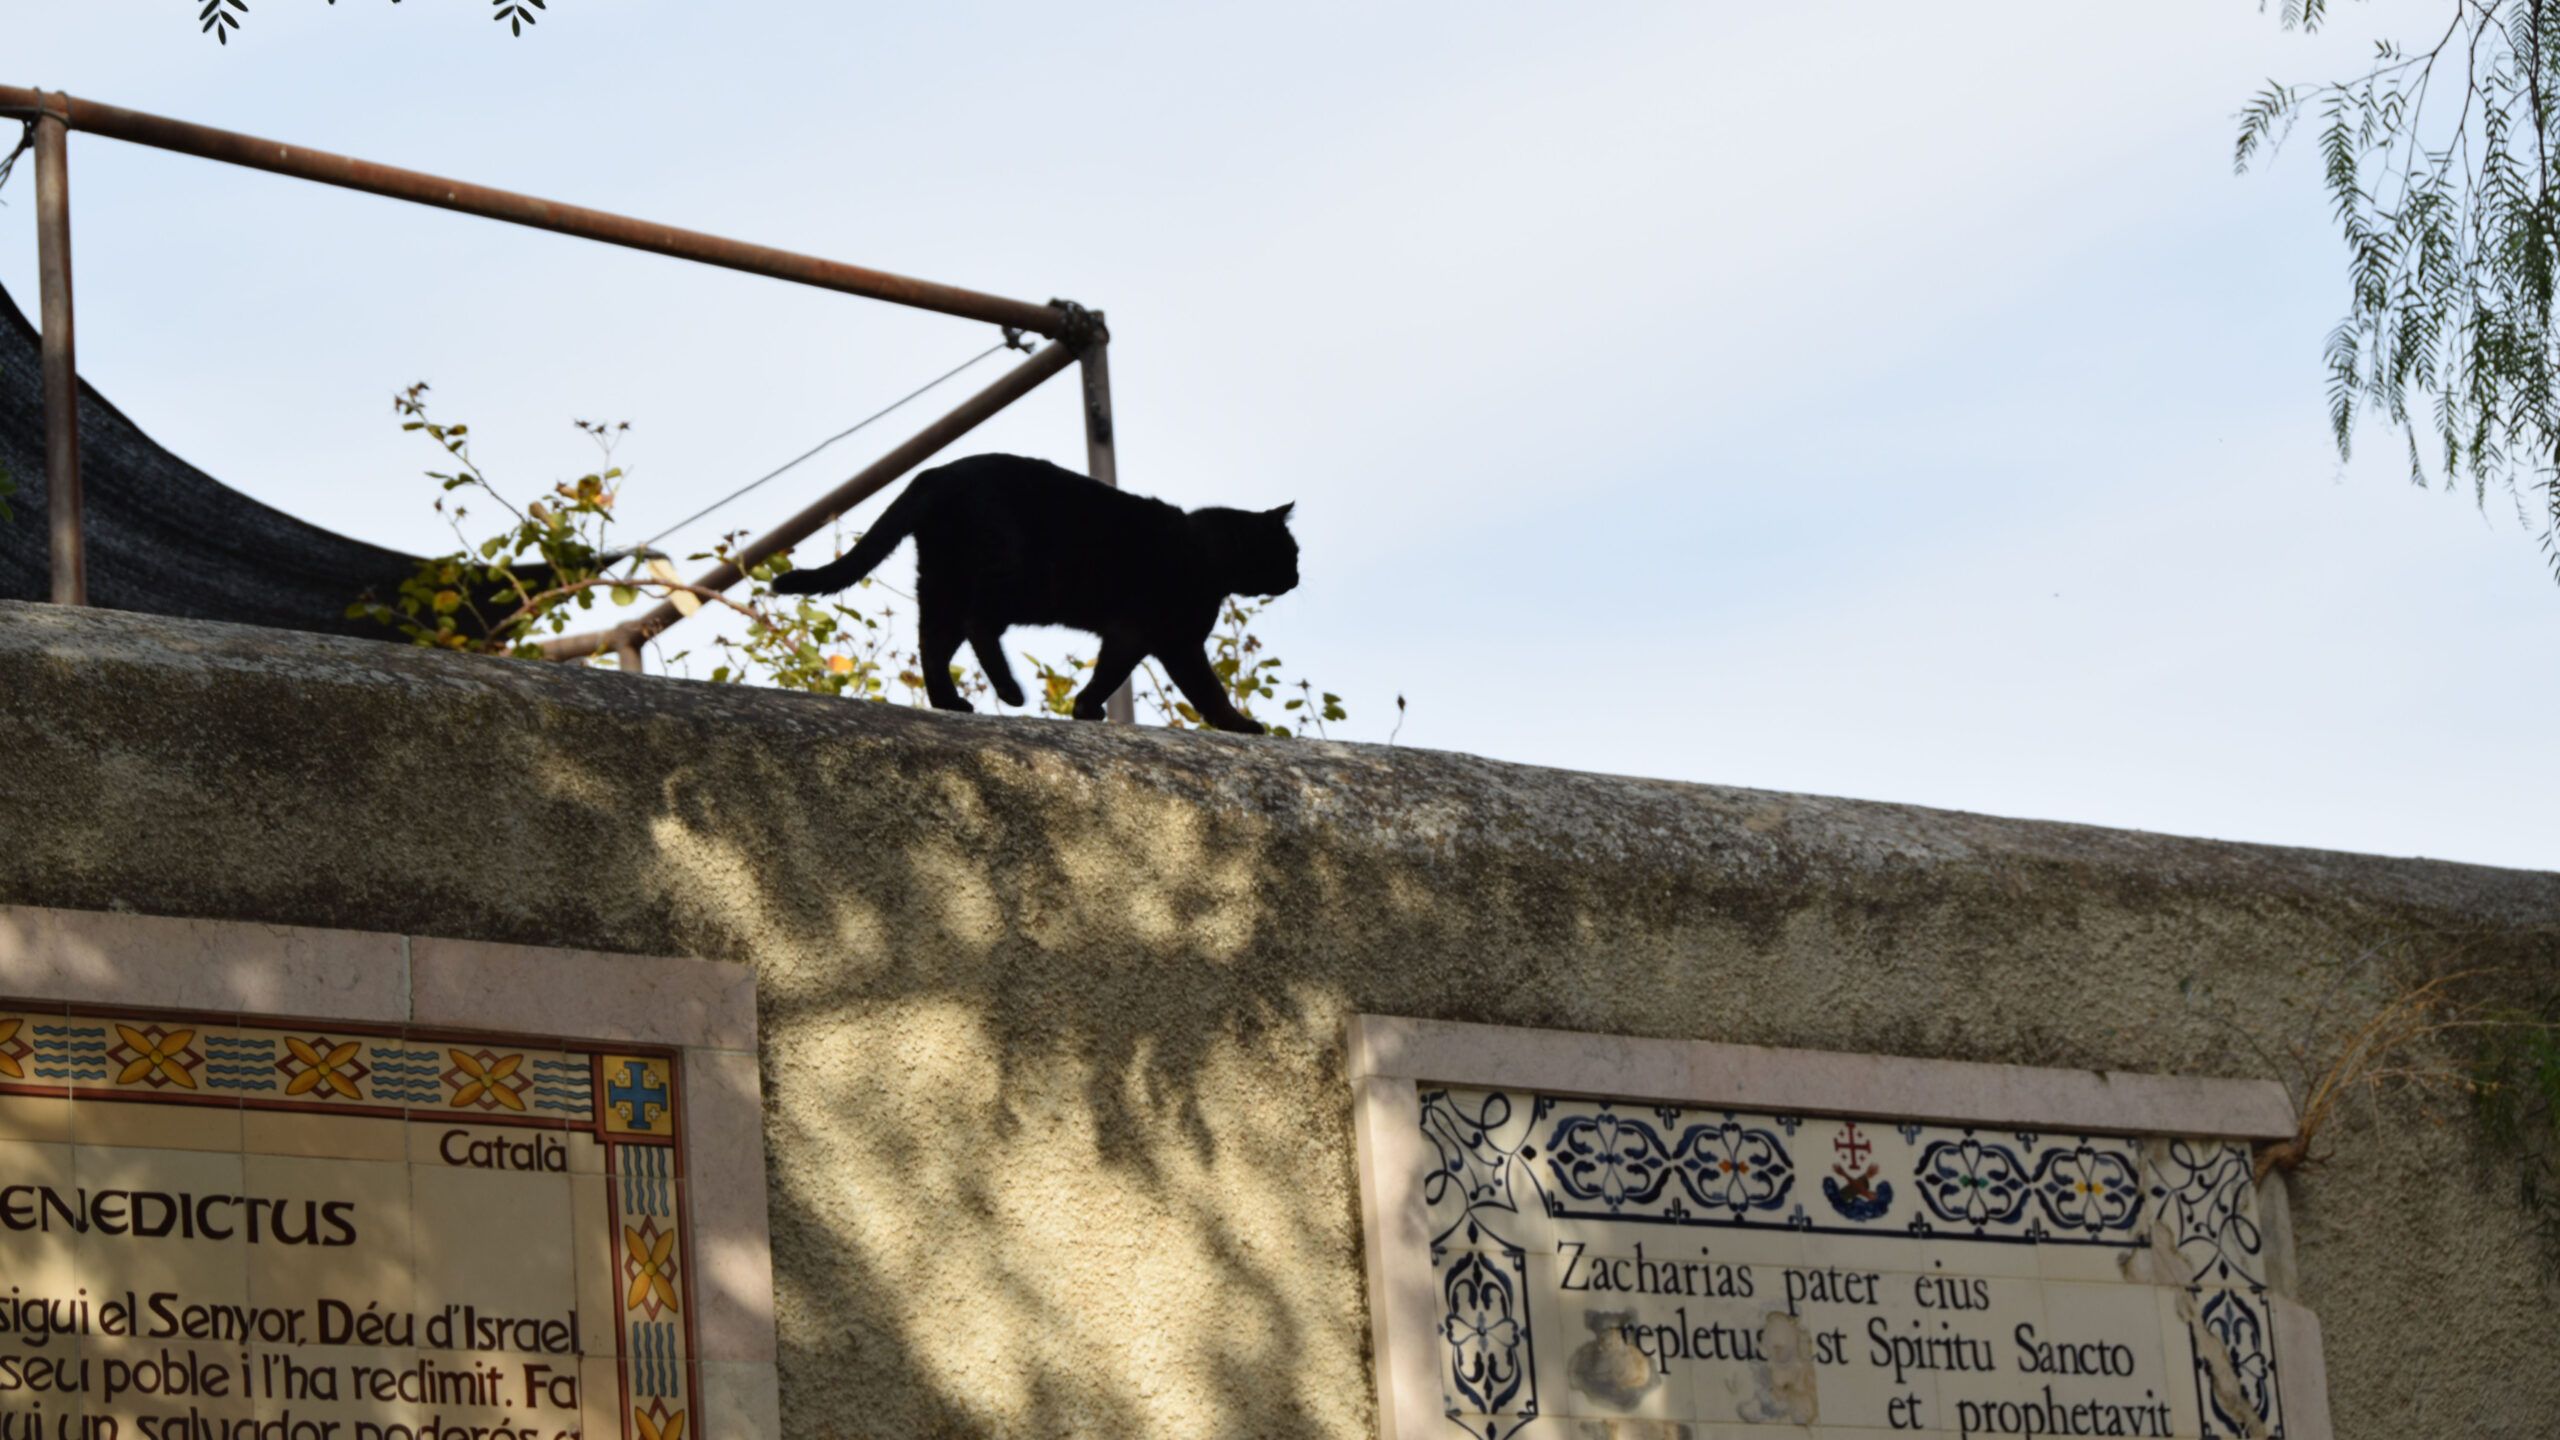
[2254,967,2491,1180]
[2243,944,2560,1266]
[2185,928,2560,1273]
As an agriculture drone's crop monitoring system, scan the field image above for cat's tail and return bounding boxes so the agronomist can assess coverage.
[768,474,937,596]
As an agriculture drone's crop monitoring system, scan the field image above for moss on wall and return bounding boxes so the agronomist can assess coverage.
[1,601,2553,1437]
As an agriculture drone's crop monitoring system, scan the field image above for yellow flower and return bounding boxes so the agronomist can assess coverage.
[624,1224,679,1315]
[283,1038,364,1100]
[826,654,854,675]
[0,1018,20,1080]
[114,1026,197,1089]
[635,1405,686,1440]
[447,1050,527,1111]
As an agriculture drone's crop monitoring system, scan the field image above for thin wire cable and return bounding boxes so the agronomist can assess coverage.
[633,340,1010,554]
[0,119,36,202]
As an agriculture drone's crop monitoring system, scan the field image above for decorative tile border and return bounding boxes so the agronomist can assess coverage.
[0,903,777,1440]
[1350,1015,2325,1440]
[0,1007,622,1122]
[1470,1093,2168,1248]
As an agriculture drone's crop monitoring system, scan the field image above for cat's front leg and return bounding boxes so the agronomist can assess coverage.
[1160,647,1266,735]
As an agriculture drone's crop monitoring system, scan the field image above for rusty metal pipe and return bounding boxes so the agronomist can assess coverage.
[1078,334,1135,724]
[0,87,1065,338]
[542,339,1079,660]
[32,96,84,606]
[1080,337,1117,489]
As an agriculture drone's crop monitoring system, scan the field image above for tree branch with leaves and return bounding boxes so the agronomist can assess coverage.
[2243,0,2560,576]
[194,0,549,46]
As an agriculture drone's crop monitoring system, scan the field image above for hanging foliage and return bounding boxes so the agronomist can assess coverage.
[196,0,549,45]
[2245,0,2560,577]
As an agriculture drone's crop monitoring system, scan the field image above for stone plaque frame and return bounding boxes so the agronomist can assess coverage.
[1348,1014,2331,1440]
[0,904,778,1440]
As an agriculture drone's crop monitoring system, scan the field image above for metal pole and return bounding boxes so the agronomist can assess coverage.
[0,87,1065,339]
[1081,339,1116,488]
[1079,330,1135,724]
[541,340,1081,660]
[32,96,83,607]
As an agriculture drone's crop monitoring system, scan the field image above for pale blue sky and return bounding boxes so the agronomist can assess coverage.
[9,1,2555,870]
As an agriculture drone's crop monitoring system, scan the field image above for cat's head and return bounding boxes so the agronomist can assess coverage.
[1195,502,1300,598]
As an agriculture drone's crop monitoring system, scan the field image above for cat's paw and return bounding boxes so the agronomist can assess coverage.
[990,674,1026,707]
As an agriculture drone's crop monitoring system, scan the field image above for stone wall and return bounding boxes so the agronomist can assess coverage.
[2,600,2554,1438]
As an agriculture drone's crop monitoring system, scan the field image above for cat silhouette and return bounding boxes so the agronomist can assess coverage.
[771,454,1298,734]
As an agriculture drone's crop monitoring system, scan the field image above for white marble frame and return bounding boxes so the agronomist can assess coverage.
[0,903,779,1440]
[1347,1013,2327,1440]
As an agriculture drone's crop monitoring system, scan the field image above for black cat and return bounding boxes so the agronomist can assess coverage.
[770,453,1299,733]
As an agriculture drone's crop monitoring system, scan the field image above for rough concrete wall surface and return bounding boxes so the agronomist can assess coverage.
[1,601,2554,1439]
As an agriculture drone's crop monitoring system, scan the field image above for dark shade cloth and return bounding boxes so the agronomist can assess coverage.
[0,279,420,638]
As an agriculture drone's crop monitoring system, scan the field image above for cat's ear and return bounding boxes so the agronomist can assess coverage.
[1266,502,1296,524]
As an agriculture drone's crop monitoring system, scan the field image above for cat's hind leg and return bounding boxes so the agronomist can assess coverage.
[918,607,972,713]
[968,620,1025,708]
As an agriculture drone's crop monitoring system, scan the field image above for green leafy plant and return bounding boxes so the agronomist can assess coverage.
[362,388,1363,736]
[2245,0,2560,577]
[348,386,703,656]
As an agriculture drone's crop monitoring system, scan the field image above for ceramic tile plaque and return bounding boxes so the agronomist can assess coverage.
[1350,1017,2330,1440]
[0,907,781,1440]
[0,1006,690,1440]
